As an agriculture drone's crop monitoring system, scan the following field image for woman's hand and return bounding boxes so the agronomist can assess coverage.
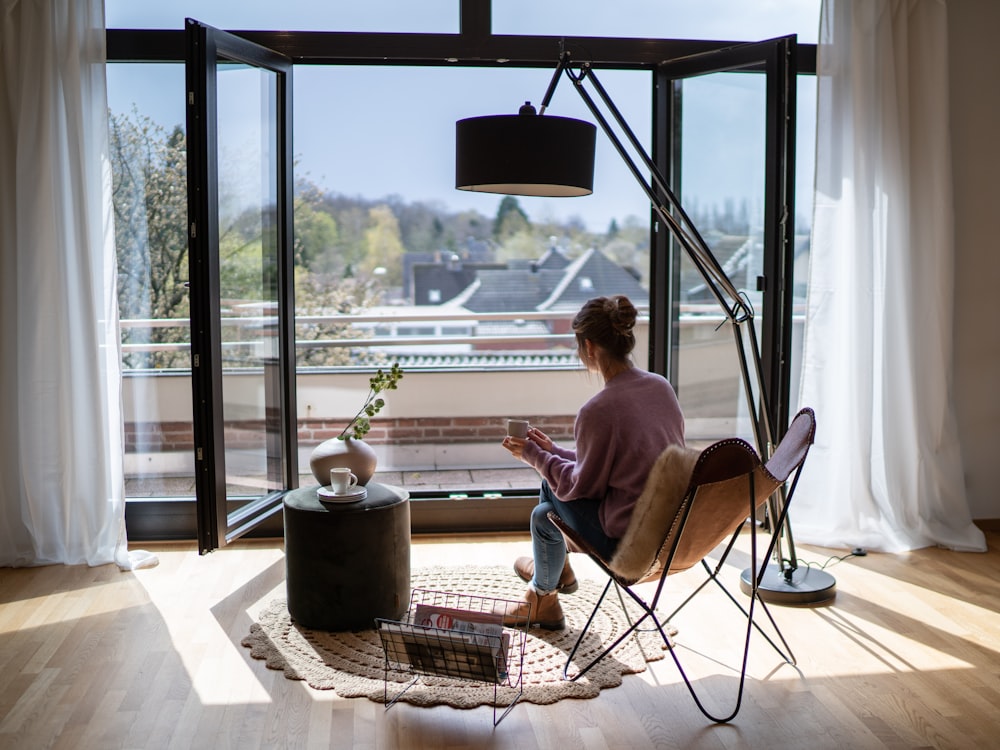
[502,426,553,461]
[501,435,527,460]
[526,427,553,452]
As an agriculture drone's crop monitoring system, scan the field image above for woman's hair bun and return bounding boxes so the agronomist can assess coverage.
[572,294,638,361]
[606,295,637,336]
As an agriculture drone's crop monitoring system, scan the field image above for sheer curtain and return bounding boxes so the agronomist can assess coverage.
[0,0,154,568]
[792,0,985,553]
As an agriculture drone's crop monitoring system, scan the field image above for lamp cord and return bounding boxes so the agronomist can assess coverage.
[783,548,867,571]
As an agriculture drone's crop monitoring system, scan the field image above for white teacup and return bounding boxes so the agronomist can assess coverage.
[329,467,359,494]
[506,419,529,439]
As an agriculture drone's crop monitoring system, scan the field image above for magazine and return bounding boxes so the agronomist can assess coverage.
[378,605,512,683]
[413,604,511,680]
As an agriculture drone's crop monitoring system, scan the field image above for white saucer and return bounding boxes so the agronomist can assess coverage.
[317,485,367,503]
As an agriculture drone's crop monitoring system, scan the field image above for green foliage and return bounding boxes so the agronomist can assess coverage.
[496,229,545,261]
[109,105,658,375]
[339,362,404,440]
[293,268,382,367]
[295,203,340,272]
[217,212,270,302]
[384,195,447,257]
[361,204,406,286]
[295,179,341,271]
[493,195,530,240]
[109,109,189,370]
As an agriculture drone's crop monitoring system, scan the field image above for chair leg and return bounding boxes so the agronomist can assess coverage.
[611,580,673,647]
[706,571,796,665]
[663,520,797,666]
[561,577,613,680]
[562,578,675,682]
[658,540,796,722]
[667,586,758,723]
[661,564,716,622]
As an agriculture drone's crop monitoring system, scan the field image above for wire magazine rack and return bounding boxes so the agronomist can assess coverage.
[376,588,530,726]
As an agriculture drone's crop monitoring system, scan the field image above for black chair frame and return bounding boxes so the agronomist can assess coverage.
[550,407,816,723]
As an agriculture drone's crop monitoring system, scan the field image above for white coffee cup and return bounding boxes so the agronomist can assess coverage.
[506,419,529,439]
[330,467,359,494]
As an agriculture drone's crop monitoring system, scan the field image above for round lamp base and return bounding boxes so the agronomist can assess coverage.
[740,564,836,605]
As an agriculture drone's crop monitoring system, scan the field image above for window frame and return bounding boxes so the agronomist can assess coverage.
[108,8,817,540]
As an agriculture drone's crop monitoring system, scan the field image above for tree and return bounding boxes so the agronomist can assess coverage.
[386,195,448,256]
[361,204,405,286]
[493,195,530,240]
[109,110,189,369]
[326,201,370,273]
[216,207,269,303]
[295,201,340,273]
[293,268,383,367]
[495,228,546,261]
[109,113,657,372]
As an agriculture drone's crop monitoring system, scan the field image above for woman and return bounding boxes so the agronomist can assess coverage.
[500,295,685,629]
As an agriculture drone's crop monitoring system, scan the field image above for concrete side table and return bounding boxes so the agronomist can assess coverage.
[283,482,410,631]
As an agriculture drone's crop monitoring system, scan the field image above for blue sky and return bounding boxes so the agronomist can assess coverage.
[104,1,820,41]
[106,1,820,232]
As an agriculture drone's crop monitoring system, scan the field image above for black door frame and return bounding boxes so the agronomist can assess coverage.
[651,36,798,443]
[185,19,298,552]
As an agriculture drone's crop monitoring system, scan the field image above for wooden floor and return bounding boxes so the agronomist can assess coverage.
[2,529,999,750]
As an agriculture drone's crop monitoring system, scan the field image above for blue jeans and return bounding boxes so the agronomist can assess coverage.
[530,480,618,594]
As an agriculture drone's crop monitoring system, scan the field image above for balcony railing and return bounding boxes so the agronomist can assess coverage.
[120,305,804,498]
[118,308,633,359]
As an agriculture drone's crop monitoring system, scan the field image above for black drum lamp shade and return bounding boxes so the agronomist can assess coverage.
[455,104,596,197]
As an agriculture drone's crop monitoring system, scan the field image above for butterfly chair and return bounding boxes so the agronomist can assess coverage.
[549,407,816,723]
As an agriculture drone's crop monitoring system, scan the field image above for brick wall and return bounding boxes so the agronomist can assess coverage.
[125,415,577,452]
[127,421,195,452]
[302,415,576,446]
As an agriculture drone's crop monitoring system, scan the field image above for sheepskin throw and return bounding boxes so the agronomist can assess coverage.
[608,444,700,582]
[606,438,783,586]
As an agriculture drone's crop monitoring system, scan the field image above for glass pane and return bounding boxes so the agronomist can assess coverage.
[292,65,653,490]
[677,71,767,444]
[109,51,817,500]
[216,61,283,500]
[494,0,821,43]
[105,1,458,33]
[790,74,817,415]
[108,63,195,500]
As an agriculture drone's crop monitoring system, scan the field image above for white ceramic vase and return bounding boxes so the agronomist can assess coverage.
[309,437,378,487]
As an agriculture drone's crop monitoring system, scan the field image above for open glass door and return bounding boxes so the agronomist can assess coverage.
[652,36,797,446]
[185,19,297,553]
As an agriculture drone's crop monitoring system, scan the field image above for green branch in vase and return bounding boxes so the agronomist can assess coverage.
[338,362,404,441]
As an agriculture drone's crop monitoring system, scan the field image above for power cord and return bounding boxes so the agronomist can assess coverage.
[783,547,867,572]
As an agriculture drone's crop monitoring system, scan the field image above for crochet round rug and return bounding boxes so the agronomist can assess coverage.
[242,565,669,708]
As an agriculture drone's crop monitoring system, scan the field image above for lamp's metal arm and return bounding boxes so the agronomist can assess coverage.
[566,61,749,319]
[538,49,568,114]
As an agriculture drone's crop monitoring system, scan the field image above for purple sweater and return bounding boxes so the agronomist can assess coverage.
[521,367,685,538]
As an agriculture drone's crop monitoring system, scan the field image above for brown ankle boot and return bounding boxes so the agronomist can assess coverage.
[513,556,579,594]
[499,587,565,630]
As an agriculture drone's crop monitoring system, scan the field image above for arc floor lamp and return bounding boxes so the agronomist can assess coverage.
[455,47,835,604]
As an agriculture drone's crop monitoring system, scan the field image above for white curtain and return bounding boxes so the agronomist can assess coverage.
[792,0,985,553]
[0,0,154,568]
